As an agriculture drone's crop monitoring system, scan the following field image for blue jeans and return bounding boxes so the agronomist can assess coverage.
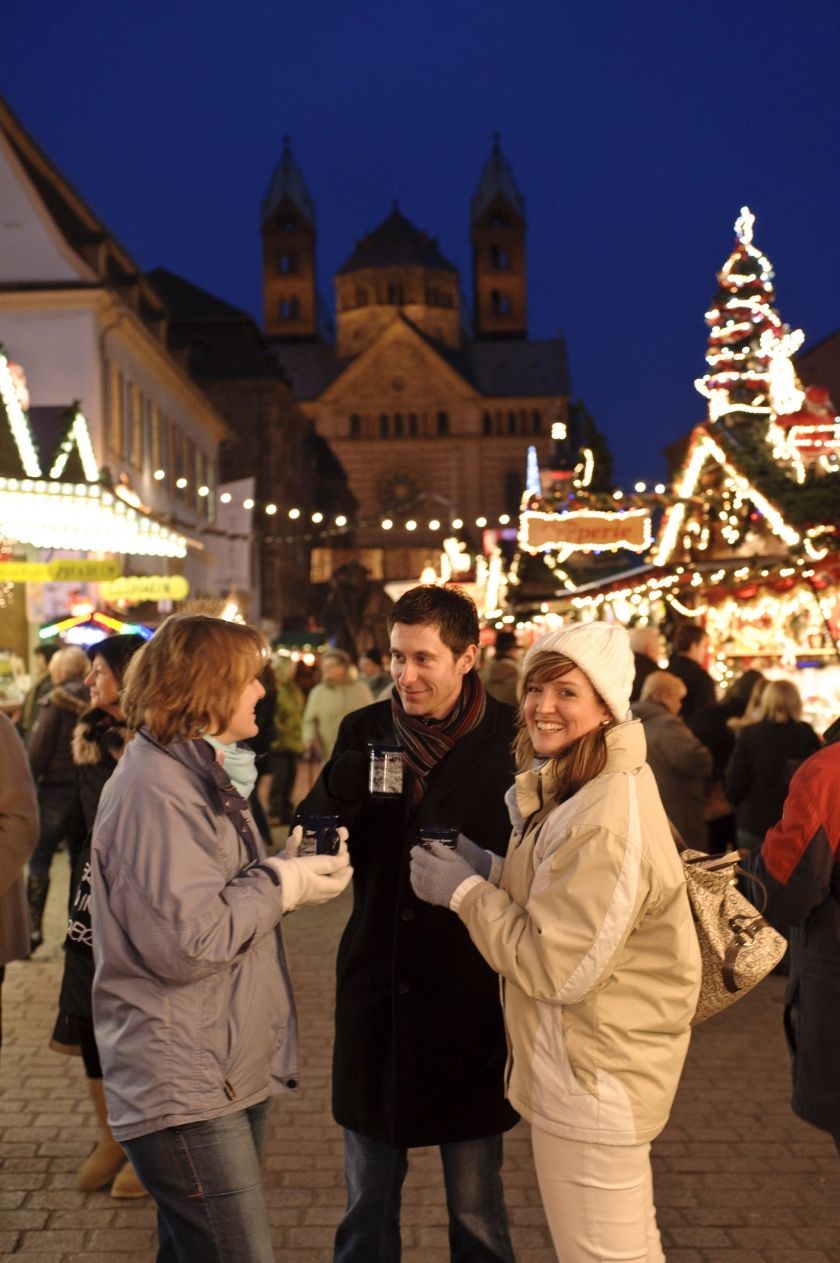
[334,1128,515,1262]
[122,1101,274,1263]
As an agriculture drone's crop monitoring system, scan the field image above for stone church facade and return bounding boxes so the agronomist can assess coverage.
[262,137,571,578]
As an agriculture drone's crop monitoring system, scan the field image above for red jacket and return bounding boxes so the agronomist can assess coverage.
[754,739,840,1135]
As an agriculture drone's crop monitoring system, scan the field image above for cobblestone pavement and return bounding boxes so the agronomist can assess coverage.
[2,849,839,1262]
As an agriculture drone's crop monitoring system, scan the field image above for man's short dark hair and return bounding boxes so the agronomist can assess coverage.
[387,585,479,657]
[359,647,382,667]
[673,623,707,655]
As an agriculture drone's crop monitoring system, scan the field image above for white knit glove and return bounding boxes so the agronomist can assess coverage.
[266,831,352,912]
[454,833,503,885]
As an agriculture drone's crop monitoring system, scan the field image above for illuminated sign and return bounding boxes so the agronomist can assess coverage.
[520,509,652,555]
[100,575,190,604]
[0,559,122,582]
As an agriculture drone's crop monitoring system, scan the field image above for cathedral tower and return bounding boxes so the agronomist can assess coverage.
[262,138,317,339]
[470,135,527,339]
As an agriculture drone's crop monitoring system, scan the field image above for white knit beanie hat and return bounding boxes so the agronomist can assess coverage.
[521,621,634,722]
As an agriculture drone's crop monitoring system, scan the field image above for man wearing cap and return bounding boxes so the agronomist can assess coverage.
[297,584,518,1263]
[480,630,522,708]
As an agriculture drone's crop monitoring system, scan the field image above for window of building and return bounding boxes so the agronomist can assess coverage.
[408,413,418,436]
[387,282,404,304]
[532,409,542,433]
[504,470,521,516]
[350,413,361,437]
[109,364,123,456]
[488,212,509,228]
[508,410,517,434]
[150,402,161,471]
[482,411,492,435]
[130,385,143,467]
[143,398,155,470]
[278,297,300,320]
[394,413,403,437]
[355,285,368,307]
[276,214,297,231]
[490,245,510,270]
[437,410,449,435]
[491,291,512,316]
[277,253,298,274]
[173,427,185,498]
[379,413,389,437]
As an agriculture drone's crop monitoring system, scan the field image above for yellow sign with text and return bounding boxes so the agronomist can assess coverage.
[0,560,122,583]
[99,575,190,604]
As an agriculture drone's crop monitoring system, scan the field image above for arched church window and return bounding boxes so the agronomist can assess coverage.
[379,413,389,437]
[350,414,361,437]
[437,411,449,435]
[532,410,542,433]
[508,411,517,434]
[490,245,510,270]
[355,286,368,306]
[408,413,418,435]
[482,412,493,435]
[491,291,512,316]
[277,254,298,274]
[387,282,404,305]
[394,413,404,437]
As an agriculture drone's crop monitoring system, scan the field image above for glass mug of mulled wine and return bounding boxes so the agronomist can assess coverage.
[297,814,341,856]
[419,825,459,851]
[367,742,404,798]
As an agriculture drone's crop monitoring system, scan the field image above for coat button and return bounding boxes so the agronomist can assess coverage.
[396,982,410,995]
[286,1078,298,1090]
[400,908,414,922]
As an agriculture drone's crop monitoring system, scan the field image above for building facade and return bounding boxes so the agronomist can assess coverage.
[263,136,572,579]
[0,96,229,654]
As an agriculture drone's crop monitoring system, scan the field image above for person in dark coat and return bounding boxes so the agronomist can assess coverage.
[687,668,765,850]
[298,584,517,1263]
[667,624,716,719]
[25,645,89,950]
[629,625,664,702]
[752,728,840,1155]
[0,713,38,1048]
[17,643,58,738]
[724,679,821,855]
[631,671,713,852]
[49,634,147,1198]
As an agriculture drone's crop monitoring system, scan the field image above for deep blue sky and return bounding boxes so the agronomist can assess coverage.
[4,0,840,487]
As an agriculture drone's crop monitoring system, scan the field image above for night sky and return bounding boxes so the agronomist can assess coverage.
[4,0,840,487]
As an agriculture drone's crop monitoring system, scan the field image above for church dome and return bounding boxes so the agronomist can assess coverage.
[338,205,456,274]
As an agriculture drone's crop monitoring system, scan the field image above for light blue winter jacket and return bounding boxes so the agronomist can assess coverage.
[90,730,298,1142]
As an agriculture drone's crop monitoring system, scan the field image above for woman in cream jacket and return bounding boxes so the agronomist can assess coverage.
[411,621,701,1263]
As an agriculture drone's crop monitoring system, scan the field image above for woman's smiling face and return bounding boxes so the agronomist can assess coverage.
[523,666,610,758]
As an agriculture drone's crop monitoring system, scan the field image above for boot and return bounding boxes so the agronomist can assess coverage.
[77,1079,125,1192]
[110,1160,148,1200]
[26,872,50,953]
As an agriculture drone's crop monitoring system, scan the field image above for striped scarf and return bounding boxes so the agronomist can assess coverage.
[391,668,487,805]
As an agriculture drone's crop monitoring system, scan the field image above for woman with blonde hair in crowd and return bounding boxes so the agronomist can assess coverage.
[410,621,700,1262]
[725,677,821,857]
[90,615,352,1262]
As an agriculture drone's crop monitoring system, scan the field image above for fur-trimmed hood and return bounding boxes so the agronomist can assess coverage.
[40,681,89,718]
[72,708,133,768]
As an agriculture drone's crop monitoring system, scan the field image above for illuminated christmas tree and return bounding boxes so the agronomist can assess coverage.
[695,207,804,427]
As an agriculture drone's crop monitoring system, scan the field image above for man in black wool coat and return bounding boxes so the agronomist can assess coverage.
[298,584,518,1262]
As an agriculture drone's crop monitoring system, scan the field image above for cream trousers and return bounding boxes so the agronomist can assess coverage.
[531,1126,666,1263]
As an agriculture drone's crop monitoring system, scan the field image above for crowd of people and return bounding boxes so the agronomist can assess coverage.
[1,598,837,1263]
